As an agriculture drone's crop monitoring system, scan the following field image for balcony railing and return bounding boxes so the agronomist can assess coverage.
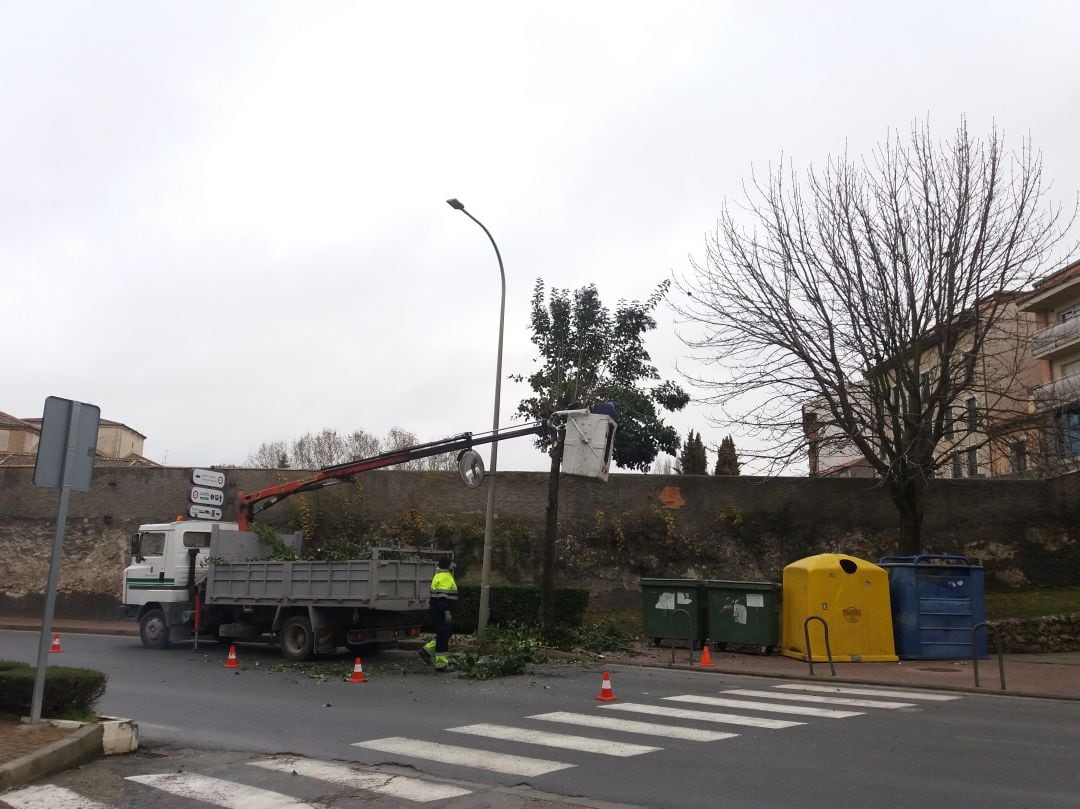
[1033,371,1080,408]
[1030,317,1080,359]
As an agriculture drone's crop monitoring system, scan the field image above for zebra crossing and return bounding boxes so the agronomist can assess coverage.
[0,683,961,809]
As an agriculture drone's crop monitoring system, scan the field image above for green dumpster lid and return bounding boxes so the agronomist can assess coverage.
[639,578,705,588]
[703,580,780,589]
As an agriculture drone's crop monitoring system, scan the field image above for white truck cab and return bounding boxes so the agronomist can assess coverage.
[123,520,238,608]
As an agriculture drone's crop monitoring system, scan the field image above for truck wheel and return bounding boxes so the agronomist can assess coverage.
[280,616,314,661]
[139,608,171,650]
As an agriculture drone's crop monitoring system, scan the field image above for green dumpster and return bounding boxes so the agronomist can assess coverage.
[704,580,781,653]
[640,578,707,647]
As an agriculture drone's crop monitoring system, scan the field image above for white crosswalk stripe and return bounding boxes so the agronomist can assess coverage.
[773,683,962,701]
[722,688,916,709]
[447,722,661,756]
[664,694,863,718]
[248,756,473,802]
[600,701,805,729]
[0,784,112,809]
[529,711,739,742]
[126,772,323,808]
[352,736,575,776]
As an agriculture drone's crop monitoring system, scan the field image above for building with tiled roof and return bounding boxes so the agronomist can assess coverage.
[0,408,159,467]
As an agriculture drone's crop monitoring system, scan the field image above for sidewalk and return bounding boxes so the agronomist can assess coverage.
[2,616,1078,791]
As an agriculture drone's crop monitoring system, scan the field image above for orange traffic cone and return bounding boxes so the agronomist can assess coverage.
[48,634,63,654]
[224,645,239,669]
[699,643,714,668]
[594,671,619,702]
[348,658,368,683]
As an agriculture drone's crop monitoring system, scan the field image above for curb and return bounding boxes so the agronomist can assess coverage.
[612,658,1080,702]
[0,723,103,791]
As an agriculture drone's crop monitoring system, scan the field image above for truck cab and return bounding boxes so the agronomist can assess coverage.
[122,519,238,647]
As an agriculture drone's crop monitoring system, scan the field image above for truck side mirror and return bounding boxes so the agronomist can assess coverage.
[130,533,144,563]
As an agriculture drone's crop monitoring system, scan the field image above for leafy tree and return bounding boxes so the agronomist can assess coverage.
[678,430,708,474]
[513,279,689,628]
[714,435,741,475]
[674,120,1069,553]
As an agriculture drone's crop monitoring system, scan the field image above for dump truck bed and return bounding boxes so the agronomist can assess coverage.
[205,557,434,610]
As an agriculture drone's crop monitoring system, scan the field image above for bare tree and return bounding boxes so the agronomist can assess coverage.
[344,429,381,461]
[291,429,349,468]
[383,427,457,471]
[245,441,290,468]
[674,120,1070,554]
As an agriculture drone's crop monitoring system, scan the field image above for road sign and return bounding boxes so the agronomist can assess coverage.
[191,468,225,488]
[189,504,223,520]
[190,486,225,506]
[33,397,101,492]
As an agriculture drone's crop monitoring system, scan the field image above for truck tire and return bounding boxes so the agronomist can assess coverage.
[139,608,172,650]
[280,615,315,661]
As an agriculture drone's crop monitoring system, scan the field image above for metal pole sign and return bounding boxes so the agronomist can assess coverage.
[30,396,100,724]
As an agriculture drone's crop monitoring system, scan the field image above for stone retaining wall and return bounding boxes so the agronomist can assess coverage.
[990,614,1080,654]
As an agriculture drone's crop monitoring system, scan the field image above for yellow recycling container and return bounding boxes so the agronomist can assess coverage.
[780,554,898,662]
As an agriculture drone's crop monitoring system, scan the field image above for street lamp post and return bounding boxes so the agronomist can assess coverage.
[447,198,504,635]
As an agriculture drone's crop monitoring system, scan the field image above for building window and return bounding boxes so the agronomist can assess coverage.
[966,397,978,431]
[1057,409,1080,456]
[967,448,979,477]
[1010,441,1028,474]
[951,454,964,478]
[921,372,931,401]
[944,407,954,438]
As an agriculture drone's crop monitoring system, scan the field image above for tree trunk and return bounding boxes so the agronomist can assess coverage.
[538,430,565,631]
[888,474,925,556]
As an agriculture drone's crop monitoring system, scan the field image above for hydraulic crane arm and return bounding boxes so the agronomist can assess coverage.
[236,421,547,530]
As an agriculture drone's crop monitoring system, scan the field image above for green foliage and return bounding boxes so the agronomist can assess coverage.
[454,585,590,635]
[554,617,635,653]
[512,278,688,471]
[453,624,544,679]
[714,435,741,475]
[249,522,298,561]
[679,430,708,475]
[0,662,107,718]
[986,586,1080,620]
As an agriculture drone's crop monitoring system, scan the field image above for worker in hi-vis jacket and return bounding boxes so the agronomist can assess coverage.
[420,557,457,671]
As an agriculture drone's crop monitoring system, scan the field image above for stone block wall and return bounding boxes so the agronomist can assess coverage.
[1,466,1078,619]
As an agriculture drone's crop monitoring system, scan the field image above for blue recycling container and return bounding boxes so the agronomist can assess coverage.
[877,555,987,659]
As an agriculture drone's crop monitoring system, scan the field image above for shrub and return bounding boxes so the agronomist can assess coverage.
[453,624,544,679]
[453,585,590,634]
[0,660,107,718]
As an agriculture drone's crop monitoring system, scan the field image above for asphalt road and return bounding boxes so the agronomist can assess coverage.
[2,630,1078,809]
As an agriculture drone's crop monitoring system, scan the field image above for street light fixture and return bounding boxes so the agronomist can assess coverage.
[447,197,504,634]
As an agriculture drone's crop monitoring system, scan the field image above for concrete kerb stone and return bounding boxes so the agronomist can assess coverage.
[0,722,103,791]
[620,658,1080,702]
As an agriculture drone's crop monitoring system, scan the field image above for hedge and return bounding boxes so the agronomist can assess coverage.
[0,661,107,718]
[449,585,590,634]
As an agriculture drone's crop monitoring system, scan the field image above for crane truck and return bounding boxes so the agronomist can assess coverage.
[120,423,553,660]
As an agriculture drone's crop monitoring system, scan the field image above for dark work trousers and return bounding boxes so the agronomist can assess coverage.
[429,598,454,654]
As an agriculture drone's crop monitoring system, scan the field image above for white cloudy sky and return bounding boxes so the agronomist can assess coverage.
[3,1,1078,473]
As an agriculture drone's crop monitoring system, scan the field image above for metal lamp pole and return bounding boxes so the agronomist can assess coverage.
[446,198,504,635]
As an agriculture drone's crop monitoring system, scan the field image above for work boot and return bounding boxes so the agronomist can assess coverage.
[419,641,435,665]
[434,654,449,672]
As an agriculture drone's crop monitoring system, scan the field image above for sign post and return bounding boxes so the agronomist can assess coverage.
[30,396,100,724]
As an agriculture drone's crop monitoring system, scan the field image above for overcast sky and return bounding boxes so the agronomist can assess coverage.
[3,1,1078,474]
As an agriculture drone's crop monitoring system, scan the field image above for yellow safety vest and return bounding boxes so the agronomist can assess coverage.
[430,570,458,602]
